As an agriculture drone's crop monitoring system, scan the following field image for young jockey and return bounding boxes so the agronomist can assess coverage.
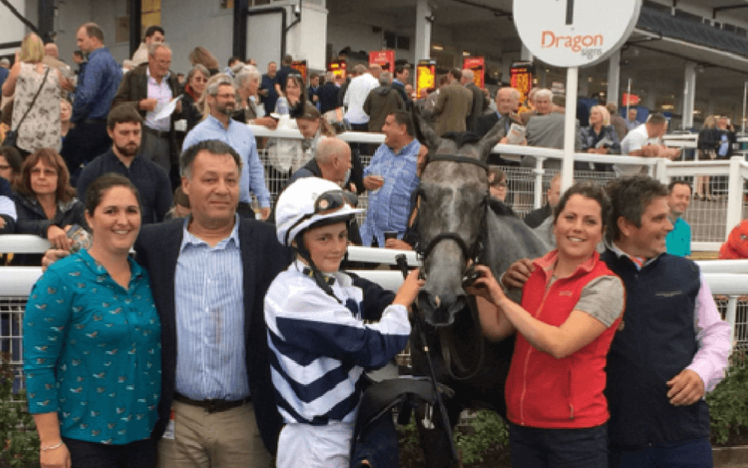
[265,177,422,468]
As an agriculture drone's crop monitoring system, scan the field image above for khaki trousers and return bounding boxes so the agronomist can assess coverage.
[157,399,272,468]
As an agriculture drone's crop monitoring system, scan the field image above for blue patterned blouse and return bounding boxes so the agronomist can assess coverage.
[23,249,161,445]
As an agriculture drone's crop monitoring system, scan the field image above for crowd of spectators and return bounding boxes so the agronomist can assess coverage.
[0,19,739,468]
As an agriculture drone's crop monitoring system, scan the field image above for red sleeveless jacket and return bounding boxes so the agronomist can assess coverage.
[506,250,623,429]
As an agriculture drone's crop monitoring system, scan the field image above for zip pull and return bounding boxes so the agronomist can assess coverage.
[569,404,574,420]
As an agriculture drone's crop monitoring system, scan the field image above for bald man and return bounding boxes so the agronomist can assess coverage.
[43,43,72,79]
[287,137,353,188]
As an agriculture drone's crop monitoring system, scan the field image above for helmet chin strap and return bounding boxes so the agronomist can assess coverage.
[293,235,342,304]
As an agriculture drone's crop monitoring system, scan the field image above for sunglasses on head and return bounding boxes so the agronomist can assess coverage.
[285,190,359,245]
[314,190,358,213]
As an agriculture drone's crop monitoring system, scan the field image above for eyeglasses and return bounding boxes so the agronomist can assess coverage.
[490,181,508,188]
[193,77,208,83]
[30,167,58,177]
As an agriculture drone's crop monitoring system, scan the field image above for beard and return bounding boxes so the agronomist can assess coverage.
[115,141,140,157]
[215,101,236,116]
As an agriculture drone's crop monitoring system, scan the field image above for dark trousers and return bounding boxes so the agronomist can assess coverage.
[63,437,156,468]
[509,422,608,468]
[60,121,111,180]
[609,437,713,468]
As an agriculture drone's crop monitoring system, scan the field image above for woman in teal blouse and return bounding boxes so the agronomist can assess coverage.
[24,174,161,468]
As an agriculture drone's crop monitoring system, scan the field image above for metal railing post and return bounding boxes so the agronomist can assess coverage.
[726,296,738,346]
[726,156,743,239]
[534,158,545,209]
[655,158,669,184]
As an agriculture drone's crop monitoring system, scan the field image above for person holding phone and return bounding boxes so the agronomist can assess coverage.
[24,174,161,468]
[466,181,625,468]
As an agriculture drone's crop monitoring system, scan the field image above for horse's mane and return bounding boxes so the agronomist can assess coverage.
[488,198,517,217]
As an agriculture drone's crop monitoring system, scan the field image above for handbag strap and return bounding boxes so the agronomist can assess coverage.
[12,66,51,131]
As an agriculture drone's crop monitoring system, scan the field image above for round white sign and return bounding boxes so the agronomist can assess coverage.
[513,0,642,68]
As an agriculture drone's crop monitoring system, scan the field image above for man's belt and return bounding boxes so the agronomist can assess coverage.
[143,126,170,139]
[173,392,251,413]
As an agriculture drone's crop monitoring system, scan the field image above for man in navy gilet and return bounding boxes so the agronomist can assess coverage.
[601,176,730,468]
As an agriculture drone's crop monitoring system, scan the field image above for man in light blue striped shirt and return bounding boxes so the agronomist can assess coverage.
[146,140,289,468]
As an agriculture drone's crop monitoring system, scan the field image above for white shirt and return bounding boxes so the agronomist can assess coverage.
[144,67,173,133]
[615,124,661,176]
[343,73,379,124]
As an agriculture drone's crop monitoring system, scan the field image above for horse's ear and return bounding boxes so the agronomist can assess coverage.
[412,105,442,151]
[476,121,503,163]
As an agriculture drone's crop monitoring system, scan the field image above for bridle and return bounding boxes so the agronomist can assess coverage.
[412,154,489,381]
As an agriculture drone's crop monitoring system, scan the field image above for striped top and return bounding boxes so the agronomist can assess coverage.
[174,215,248,400]
[264,261,411,425]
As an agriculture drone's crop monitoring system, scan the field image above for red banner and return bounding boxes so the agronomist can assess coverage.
[463,57,485,88]
[416,60,436,99]
[622,93,640,106]
[328,60,347,80]
[369,50,395,72]
[291,60,308,84]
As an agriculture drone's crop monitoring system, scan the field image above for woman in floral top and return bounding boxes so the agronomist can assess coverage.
[24,174,161,468]
[1,33,64,155]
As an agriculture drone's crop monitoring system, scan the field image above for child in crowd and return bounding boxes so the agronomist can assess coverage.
[265,177,422,468]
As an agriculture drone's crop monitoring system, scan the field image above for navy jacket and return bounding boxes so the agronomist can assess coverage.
[317,82,339,114]
[135,218,293,454]
[601,251,710,448]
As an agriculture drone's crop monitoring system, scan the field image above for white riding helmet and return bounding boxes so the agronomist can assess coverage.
[275,177,364,247]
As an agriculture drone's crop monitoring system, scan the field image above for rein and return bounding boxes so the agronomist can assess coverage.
[414,154,488,381]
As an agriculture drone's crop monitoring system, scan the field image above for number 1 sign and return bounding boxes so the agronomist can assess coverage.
[513,0,642,68]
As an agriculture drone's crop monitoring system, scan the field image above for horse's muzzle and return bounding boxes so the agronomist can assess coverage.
[417,290,466,327]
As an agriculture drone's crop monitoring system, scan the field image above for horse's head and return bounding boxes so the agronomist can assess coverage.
[413,111,504,327]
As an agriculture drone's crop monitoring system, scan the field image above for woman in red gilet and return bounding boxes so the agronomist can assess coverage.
[469,181,625,468]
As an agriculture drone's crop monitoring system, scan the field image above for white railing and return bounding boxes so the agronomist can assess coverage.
[2,250,748,346]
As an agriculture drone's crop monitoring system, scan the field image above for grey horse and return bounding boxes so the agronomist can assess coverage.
[407,115,551,468]
[414,123,550,327]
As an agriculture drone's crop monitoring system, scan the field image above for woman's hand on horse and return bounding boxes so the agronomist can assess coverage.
[502,258,535,289]
[465,265,506,306]
[393,268,425,310]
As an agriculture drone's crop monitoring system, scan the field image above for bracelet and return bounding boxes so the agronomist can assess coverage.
[249,119,255,125]
[41,441,65,451]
